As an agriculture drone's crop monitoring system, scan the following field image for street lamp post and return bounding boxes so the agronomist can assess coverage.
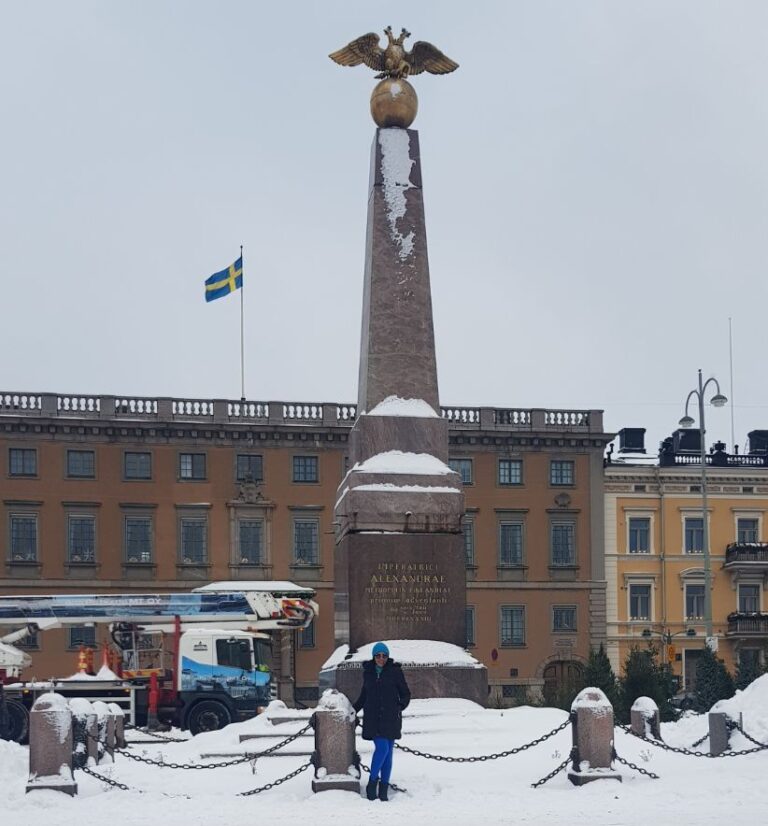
[679,369,728,643]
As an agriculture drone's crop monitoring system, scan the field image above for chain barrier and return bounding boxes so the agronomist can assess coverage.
[727,720,768,748]
[690,732,709,749]
[360,761,407,794]
[617,723,768,758]
[124,723,189,743]
[77,754,311,797]
[393,716,571,763]
[112,722,312,770]
[237,760,312,796]
[613,750,660,780]
[78,764,136,792]
[531,750,574,788]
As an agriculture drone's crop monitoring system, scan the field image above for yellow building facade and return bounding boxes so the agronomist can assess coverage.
[605,456,768,693]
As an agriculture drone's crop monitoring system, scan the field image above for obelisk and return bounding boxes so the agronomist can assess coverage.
[323,28,487,705]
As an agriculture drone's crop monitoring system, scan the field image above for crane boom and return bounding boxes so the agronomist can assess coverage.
[0,581,318,630]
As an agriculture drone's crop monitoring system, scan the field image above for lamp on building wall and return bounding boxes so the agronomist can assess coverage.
[678,369,727,643]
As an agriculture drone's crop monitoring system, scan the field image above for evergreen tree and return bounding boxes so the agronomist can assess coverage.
[734,649,765,691]
[617,644,676,723]
[582,644,619,709]
[694,645,734,711]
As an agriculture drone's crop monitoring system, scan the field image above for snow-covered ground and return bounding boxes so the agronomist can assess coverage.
[4,679,768,826]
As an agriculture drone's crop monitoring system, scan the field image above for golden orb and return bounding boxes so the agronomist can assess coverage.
[370,78,418,128]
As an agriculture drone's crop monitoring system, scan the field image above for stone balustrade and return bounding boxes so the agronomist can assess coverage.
[0,391,604,432]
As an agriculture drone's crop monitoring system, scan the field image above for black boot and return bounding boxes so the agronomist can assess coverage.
[378,782,389,802]
[366,779,378,800]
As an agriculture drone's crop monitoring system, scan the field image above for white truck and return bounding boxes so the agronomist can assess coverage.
[0,581,318,743]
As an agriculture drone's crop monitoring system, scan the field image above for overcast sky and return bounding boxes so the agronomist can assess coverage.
[2,2,767,455]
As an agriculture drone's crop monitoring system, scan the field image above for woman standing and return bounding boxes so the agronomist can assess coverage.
[353,641,411,801]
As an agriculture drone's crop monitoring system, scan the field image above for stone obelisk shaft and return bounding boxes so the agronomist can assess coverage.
[357,128,440,414]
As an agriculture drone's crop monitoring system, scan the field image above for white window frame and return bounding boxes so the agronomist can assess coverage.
[624,508,655,555]
[732,511,763,545]
[627,579,654,623]
[679,509,711,555]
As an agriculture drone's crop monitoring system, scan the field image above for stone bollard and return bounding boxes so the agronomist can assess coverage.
[630,696,662,741]
[108,703,126,749]
[568,687,621,786]
[91,701,112,764]
[311,689,360,793]
[709,712,730,756]
[69,698,97,769]
[26,693,77,796]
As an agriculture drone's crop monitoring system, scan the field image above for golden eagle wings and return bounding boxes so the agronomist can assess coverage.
[329,27,459,79]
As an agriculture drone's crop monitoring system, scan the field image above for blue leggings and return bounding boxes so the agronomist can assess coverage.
[370,737,395,784]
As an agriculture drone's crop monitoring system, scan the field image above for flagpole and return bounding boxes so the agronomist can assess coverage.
[240,244,245,401]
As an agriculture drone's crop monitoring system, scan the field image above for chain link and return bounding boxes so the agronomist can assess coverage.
[728,719,768,748]
[237,760,312,796]
[531,750,573,788]
[617,723,768,758]
[114,722,312,770]
[78,764,136,792]
[690,732,709,749]
[360,761,407,794]
[393,717,571,763]
[614,751,660,780]
[124,723,189,743]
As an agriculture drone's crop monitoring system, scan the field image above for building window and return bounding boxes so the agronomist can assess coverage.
[498,459,522,486]
[292,456,318,483]
[629,584,651,621]
[738,583,760,614]
[449,458,473,485]
[236,454,264,482]
[68,626,96,649]
[9,448,37,477]
[737,518,759,544]
[463,518,475,566]
[685,583,706,620]
[550,460,574,486]
[739,648,761,672]
[628,517,651,554]
[499,522,523,566]
[500,606,525,646]
[124,451,152,480]
[299,622,315,649]
[553,605,577,632]
[684,517,704,554]
[179,453,206,480]
[9,514,37,562]
[239,519,264,565]
[551,523,575,566]
[67,516,95,563]
[293,519,319,565]
[465,606,476,647]
[125,517,152,563]
[15,629,39,650]
[180,518,207,564]
[67,449,95,479]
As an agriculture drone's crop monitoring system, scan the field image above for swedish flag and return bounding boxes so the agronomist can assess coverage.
[205,257,243,302]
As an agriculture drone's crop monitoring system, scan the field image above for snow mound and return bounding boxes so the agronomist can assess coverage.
[322,640,481,669]
[711,673,768,742]
[367,396,438,418]
[354,451,454,476]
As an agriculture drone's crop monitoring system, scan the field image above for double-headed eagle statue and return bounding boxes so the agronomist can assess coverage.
[329,26,458,79]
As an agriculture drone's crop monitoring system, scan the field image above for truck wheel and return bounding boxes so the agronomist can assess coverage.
[187,701,231,735]
[1,700,30,744]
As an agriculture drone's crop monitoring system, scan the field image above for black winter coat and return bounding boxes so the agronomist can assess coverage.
[353,659,411,741]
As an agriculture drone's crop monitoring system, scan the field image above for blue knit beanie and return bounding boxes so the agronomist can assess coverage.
[372,642,389,657]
